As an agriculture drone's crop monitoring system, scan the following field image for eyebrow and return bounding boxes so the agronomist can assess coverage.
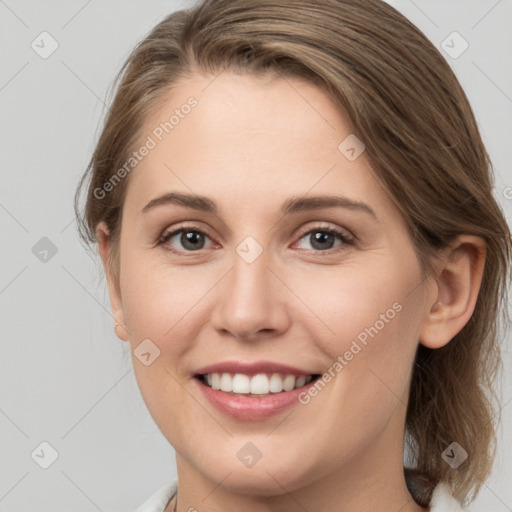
[141,192,377,219]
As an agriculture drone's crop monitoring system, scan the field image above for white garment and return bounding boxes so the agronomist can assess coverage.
[134,481,177,512]
[134,479,466,511]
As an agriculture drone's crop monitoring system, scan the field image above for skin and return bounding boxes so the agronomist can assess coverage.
[97,70,486,512]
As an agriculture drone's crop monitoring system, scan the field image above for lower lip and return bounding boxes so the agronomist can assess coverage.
[195,377,318,421]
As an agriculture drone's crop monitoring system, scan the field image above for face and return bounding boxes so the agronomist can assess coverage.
[105,71,436,494]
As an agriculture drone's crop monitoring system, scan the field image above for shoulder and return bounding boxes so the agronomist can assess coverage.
[133,480,177,512]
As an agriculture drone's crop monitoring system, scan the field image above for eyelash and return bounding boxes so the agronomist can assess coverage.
[156,222,355,256]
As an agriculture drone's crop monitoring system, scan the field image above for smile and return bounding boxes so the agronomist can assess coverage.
[199,372,315,396]
[192,361,322,420]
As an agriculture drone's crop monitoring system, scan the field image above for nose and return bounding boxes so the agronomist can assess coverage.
[210,245,290,342]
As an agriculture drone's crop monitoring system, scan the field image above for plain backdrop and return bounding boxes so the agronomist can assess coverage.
[1,0,511,510]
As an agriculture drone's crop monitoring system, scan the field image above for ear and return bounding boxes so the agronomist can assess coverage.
[96,221,129,342]
[419,235,486,349]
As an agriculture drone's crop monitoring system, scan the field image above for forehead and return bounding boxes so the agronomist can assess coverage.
[123,71,386,217]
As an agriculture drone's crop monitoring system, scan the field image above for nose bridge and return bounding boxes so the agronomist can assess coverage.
[211,235,288,339]
[233,252,267,301]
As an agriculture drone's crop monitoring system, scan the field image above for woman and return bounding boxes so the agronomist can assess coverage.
[74,0,511,510]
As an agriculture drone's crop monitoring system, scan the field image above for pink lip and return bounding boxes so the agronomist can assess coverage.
[192,378,317,421]
[192,361,320,421]
[195,380,317,421]
[194,360,313,377]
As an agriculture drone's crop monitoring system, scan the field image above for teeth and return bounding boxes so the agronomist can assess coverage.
[250,374,269,394]
[211,373,220,390]
[220,373,233,392]
[269,374,283,393]
[232,373,251,393]
[283,375,295,391]
[295,375,306,388]
[202,372,314,394]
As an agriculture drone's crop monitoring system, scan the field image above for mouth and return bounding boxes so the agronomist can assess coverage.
[192,361,323,420]
[195,372,321,397]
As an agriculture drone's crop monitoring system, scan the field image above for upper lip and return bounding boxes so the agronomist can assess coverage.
[194,360,317,377]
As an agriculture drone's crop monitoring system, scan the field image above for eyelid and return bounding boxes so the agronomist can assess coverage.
[294,222,355,243]
[157,221,355,254]
[157,222,217,248]
[159,221,212,237]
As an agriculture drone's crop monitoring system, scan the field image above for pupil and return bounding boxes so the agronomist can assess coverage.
[312,231,333,250]
[182,231,203,250]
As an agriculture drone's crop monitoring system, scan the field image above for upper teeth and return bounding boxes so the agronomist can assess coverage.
[204,373,313,394]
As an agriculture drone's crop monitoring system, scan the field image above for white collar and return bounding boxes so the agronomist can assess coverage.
[429,482,465,511]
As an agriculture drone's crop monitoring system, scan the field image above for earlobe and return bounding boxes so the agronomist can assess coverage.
[96,221,129,342]
[419,235,486,350]
[114,322,129,342]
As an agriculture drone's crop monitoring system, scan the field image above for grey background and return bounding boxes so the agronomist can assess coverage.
[1,0,511,510]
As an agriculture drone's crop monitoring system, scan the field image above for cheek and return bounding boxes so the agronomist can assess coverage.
[121,272,203,448]
[120,249,210,343]
[118,250,209,411]
[282,262,424,468]
[287,253,425,435]
[290,254,423,362]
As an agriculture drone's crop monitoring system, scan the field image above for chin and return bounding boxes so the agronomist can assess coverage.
[193,448,317,497]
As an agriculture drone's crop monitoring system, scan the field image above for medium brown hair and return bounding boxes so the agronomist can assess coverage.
[75,0,511,506]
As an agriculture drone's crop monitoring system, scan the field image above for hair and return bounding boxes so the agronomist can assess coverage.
[74,0,511,507]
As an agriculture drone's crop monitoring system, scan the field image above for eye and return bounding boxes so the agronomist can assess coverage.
[294,226,354,252]
[156,223,354,255]
[157,225,214,254]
